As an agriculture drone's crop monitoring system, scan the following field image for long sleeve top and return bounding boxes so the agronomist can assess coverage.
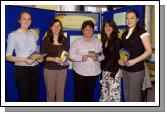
[6,29,39,66]
[69,36,104,76]
[41,37,68,70]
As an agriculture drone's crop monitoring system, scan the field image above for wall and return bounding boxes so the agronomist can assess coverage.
[151,6,155,49]
[35,5,59,11]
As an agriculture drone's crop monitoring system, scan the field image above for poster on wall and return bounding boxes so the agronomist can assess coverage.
[55,13,100,31]
[114,12,126,26]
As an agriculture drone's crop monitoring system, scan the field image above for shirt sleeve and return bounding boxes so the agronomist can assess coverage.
[69,40,82,62]
[140,32,151,39]
[41,38,50,54]
[97,40,105,61]
[30,29,39,41]
[6,33,15,56]
[113,39,121,72]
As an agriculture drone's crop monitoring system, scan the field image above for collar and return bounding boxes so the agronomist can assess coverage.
[83,36,94,42]
[128,26,135,32]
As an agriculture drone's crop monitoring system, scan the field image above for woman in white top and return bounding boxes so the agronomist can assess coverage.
[6,11,40,102]
[118,10,152,102]
[69,20,104,102]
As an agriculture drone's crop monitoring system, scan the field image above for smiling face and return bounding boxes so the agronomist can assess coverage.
[51,21,61,35]
[19,12,32,29]
[82,25,94,39]
[104,23,113,37]
[125,12,139,28]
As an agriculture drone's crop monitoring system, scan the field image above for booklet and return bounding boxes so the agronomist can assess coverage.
[119,48,130,61]
[60,51,68,62]
[58,51,69,66]
[88,51,102,58]
[27,51,47,61]
[88,51,96,58]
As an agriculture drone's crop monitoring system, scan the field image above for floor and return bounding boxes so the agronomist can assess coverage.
[147,83,155,102]
[142,82,155,102]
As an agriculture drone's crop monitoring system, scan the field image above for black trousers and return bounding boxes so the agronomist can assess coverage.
[73,71,97,102]
[14,65,40,102]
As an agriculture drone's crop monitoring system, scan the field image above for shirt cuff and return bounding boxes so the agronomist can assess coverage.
[6,53,12,56]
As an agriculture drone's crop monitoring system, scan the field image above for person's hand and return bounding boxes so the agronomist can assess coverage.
[118,59,126,66]
[53,57,62,63]
[125,59,137,67]
[37,58,44,63]
[82,55,88,62]
[110,72,116,79]
[110,76,115,80]
[25,58,35,65]
[93,55,98,61]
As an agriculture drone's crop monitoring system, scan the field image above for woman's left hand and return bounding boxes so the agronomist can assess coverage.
[93,55,98,61]
[125,59,137,67]
[37,58,44,63]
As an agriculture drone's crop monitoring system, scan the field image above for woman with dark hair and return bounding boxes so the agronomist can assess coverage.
[6,11,40,102]
[69,20,104,102]
[41,19,68,102]
[99,20,121,102]
[118,10,152,102]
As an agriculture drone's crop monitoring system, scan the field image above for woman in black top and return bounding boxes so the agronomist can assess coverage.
[99,20,121,102]
[118,10,152,102]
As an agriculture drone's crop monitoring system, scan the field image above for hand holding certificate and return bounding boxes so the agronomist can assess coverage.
[27,51,47,61]
[58,51,69,66]
[119,48,130,62]
[87,51,96,58]
[87,51,102,58]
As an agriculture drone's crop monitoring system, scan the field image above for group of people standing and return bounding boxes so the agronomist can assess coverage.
[6,10,152,102]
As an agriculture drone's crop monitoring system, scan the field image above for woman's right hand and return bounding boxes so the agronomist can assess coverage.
[25,58,35,65]
[118,59,126,66]
[52,57,62,63]
[82,55,88,62]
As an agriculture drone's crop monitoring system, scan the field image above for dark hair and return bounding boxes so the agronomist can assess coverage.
[19,11,32,20]
[81,20,94,31]
[45,19,65,43]
[101,20,119,44]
